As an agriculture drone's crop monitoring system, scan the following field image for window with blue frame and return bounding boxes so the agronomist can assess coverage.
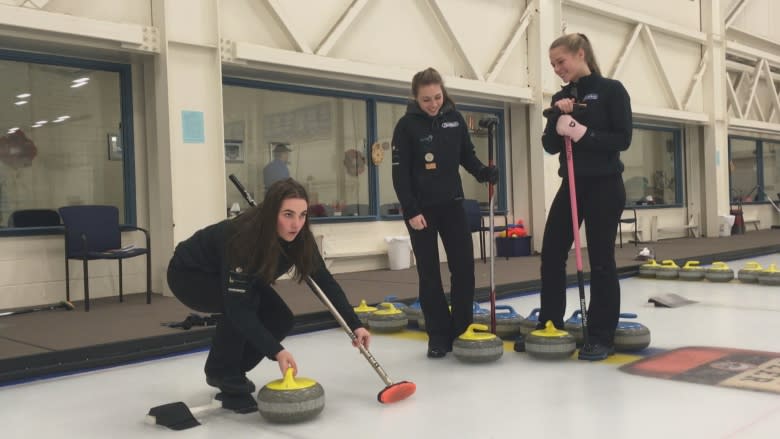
[729,136,780,202]
[222,79,505,220]
[0,51,133,232]
[621,126,682,206]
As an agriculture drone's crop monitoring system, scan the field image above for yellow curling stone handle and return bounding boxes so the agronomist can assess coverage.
[742,261,762,271]
[459,323,497,341]
[683,261,701,269]
[373,302,403,316]
[710,261,731,271]
[354,299,378,313]
[660,260,679,268]
[763,263,778,274]
[531,320,571,338]
[266,367,317,391]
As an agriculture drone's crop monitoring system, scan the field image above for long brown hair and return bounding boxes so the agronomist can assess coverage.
[227,178,317,284]
[411,67,455,105]
[550,33,601,76]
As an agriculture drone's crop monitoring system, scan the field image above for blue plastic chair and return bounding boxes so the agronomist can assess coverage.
[58,205,151,311]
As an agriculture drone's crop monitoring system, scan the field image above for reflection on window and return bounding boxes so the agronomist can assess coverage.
[223,85,368,218]
[729,138,759,202]
[621,127,680,206]
[375,101,502,217]
[0,57,124,228]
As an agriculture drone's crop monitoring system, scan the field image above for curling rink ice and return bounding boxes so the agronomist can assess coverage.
[2,254,780,438]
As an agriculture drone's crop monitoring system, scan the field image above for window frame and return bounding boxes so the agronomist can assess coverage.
[728,134,776,204]
[628,123,684,209]
[222,77,507,222]
[0,49,135,237]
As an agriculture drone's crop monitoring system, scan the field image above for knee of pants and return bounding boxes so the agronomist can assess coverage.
[263,307,294,340]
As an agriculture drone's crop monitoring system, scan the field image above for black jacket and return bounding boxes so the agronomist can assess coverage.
[542,73,632,177]
[391,99,485,219]
[168,220,362,357]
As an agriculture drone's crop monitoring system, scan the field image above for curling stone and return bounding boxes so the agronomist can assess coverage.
[518,308,541,335]
[638,259,661,278]
[452,323,503,363]
[368,303,407,333]
[353,300,378,327]
[737,261,763,283]
[404,299,422,328]
[382,295,407,312]
[472,302,491,326]
[256,368,325,424]
[705,261,735,282]
[563,310,584,345]
[758,263,780,286]
[655,260,680,280]
[679,261,705,281]
[494,305,525,339]
[614,312,651,352]
[525,321,576,360]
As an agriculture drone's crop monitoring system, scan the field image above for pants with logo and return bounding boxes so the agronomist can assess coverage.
[538,174,625,345]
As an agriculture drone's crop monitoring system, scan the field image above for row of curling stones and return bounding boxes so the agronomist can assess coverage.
[353,301,408,333]
[564,310,651,351]
[739,262,780,285]
[452,323,503,363]
[640,259,735,282]
[256,367,325,424]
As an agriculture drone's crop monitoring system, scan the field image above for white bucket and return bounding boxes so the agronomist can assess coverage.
[385,236,412,270]
[719,215,735,237]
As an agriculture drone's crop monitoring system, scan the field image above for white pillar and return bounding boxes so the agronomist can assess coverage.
[701,0,729,237]
[147,0,226,294]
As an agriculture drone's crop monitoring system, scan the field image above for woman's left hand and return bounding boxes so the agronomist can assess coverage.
[352,327,371,350]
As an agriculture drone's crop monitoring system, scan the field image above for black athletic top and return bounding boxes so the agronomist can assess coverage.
[542,73,632,177]
[391,99,486,219]
[169,219,362,358]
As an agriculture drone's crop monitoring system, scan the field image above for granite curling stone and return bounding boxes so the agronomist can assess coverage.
[256,368,325,424]
[679,261,705,281]
[525,321,576,360]
[494,305,525,339]
[367,302,407,333]
[382,295,407,312]
[758,263,780,286]
[404,299,422,328]
[737,261,763,283]
[613,313,651,352]
[638,259,661,278]
[452,323,503,363]
[472,302,491,327]
[353,300,378,327]
[655,260,680,280]
[705,261,735,282]
[518,308,542,336]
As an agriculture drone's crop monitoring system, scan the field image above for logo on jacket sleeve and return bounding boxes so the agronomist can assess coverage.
[441,121,460,128]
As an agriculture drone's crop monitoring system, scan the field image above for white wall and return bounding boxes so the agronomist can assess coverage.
[0,0,779,310]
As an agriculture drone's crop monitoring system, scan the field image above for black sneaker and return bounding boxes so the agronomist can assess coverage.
[577,343,615,361]
[206,374,256,394]
[513,334,526,352]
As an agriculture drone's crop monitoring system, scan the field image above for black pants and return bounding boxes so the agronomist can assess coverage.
[167,269,294,378]
[539,174,625,344]
[407,199,475,348]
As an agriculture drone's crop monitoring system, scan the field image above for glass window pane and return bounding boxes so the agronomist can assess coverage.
[0,59,123,227]
[460,110,500,208]
[762,142,779,201]
[223,86,369,217]
[729,138,758,201]
[375,102,406,216]
[622,128,679,205]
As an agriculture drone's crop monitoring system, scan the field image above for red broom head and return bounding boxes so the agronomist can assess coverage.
[377,381,416,404]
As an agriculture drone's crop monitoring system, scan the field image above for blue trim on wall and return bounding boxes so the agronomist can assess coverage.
[0,49,136,236]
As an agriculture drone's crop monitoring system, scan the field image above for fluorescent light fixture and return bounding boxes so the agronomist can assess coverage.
[7,127,19,133]
[70,82,88,88]
[35,120,47,124]
[73,77,90,83]
[16,93,31,99]
[14,100,28,106]
[53,115,71,123]
[31,124,43,128]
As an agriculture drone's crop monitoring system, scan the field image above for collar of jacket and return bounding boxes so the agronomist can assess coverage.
[405,98,456,119]
[561,73,601,99]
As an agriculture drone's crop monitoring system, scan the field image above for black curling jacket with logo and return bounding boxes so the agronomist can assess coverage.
[168,219,363,358]
[542,73,632,177]
[391,99,486,220]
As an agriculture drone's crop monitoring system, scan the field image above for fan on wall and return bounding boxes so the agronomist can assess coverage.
[343,148,366,176]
